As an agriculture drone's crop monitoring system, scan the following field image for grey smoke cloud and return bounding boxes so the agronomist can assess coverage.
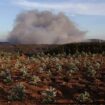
[8,10,85,44]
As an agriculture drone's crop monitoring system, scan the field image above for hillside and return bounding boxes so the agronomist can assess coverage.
[0,39,105,55]
[0,39,105,104]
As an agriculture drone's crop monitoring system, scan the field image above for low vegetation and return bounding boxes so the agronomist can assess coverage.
[0,51,104,104]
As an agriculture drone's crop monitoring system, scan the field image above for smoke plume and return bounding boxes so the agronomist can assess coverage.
[8,10,85,44]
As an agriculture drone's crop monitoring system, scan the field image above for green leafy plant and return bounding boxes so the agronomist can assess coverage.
[85,66,96,78]
[0,69,13,83]
[41,87,57,103]
[64,63,79,80]
[20,66,29,78]
[8,83,25,101]
[66,63,79,72]
[76,91,92,103]
[95,62,101,70]
[55,63,62,71]
[15,60,22,68]
[29,75,41,86]
[65,70,74,80]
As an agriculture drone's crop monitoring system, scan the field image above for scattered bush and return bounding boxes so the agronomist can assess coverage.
[85,66,96,78]
[0,69,13,83]
[66,63,79,72]
[76,91,92,103]
[41,87,57,103]
[8,83,25,101]
[29,75,41,86]
[20,66,29,78]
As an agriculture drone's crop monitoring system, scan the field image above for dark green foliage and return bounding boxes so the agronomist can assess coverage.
[8,83,25,101]
[76,91,93,103]
[0,69,13,83]
[45,42,105,55]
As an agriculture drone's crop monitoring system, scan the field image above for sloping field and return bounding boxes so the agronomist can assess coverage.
[0,51,105,104]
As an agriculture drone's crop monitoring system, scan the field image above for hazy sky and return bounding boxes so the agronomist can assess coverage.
[0,0,105,41]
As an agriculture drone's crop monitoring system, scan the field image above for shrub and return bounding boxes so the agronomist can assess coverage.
[65,70,74,80]
[8,83,25,101]
[41,87,57,103]
[0,69,13,83]
[66,63,79,72]
[20,66,28,78]
[29,75,41,86]
[76,91,92,103]
[55,63,62,71]
[15,60,22,68]
[85,66,96,78]
[95,62,101,70]
[38,67,44,73]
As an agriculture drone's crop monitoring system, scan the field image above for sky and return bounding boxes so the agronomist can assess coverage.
[0,0,105,41]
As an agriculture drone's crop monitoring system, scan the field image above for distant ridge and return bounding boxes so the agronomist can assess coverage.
[0,39,105,45]
[0,39,105,54]
[81,39,105,43]
[0,42,11,45]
